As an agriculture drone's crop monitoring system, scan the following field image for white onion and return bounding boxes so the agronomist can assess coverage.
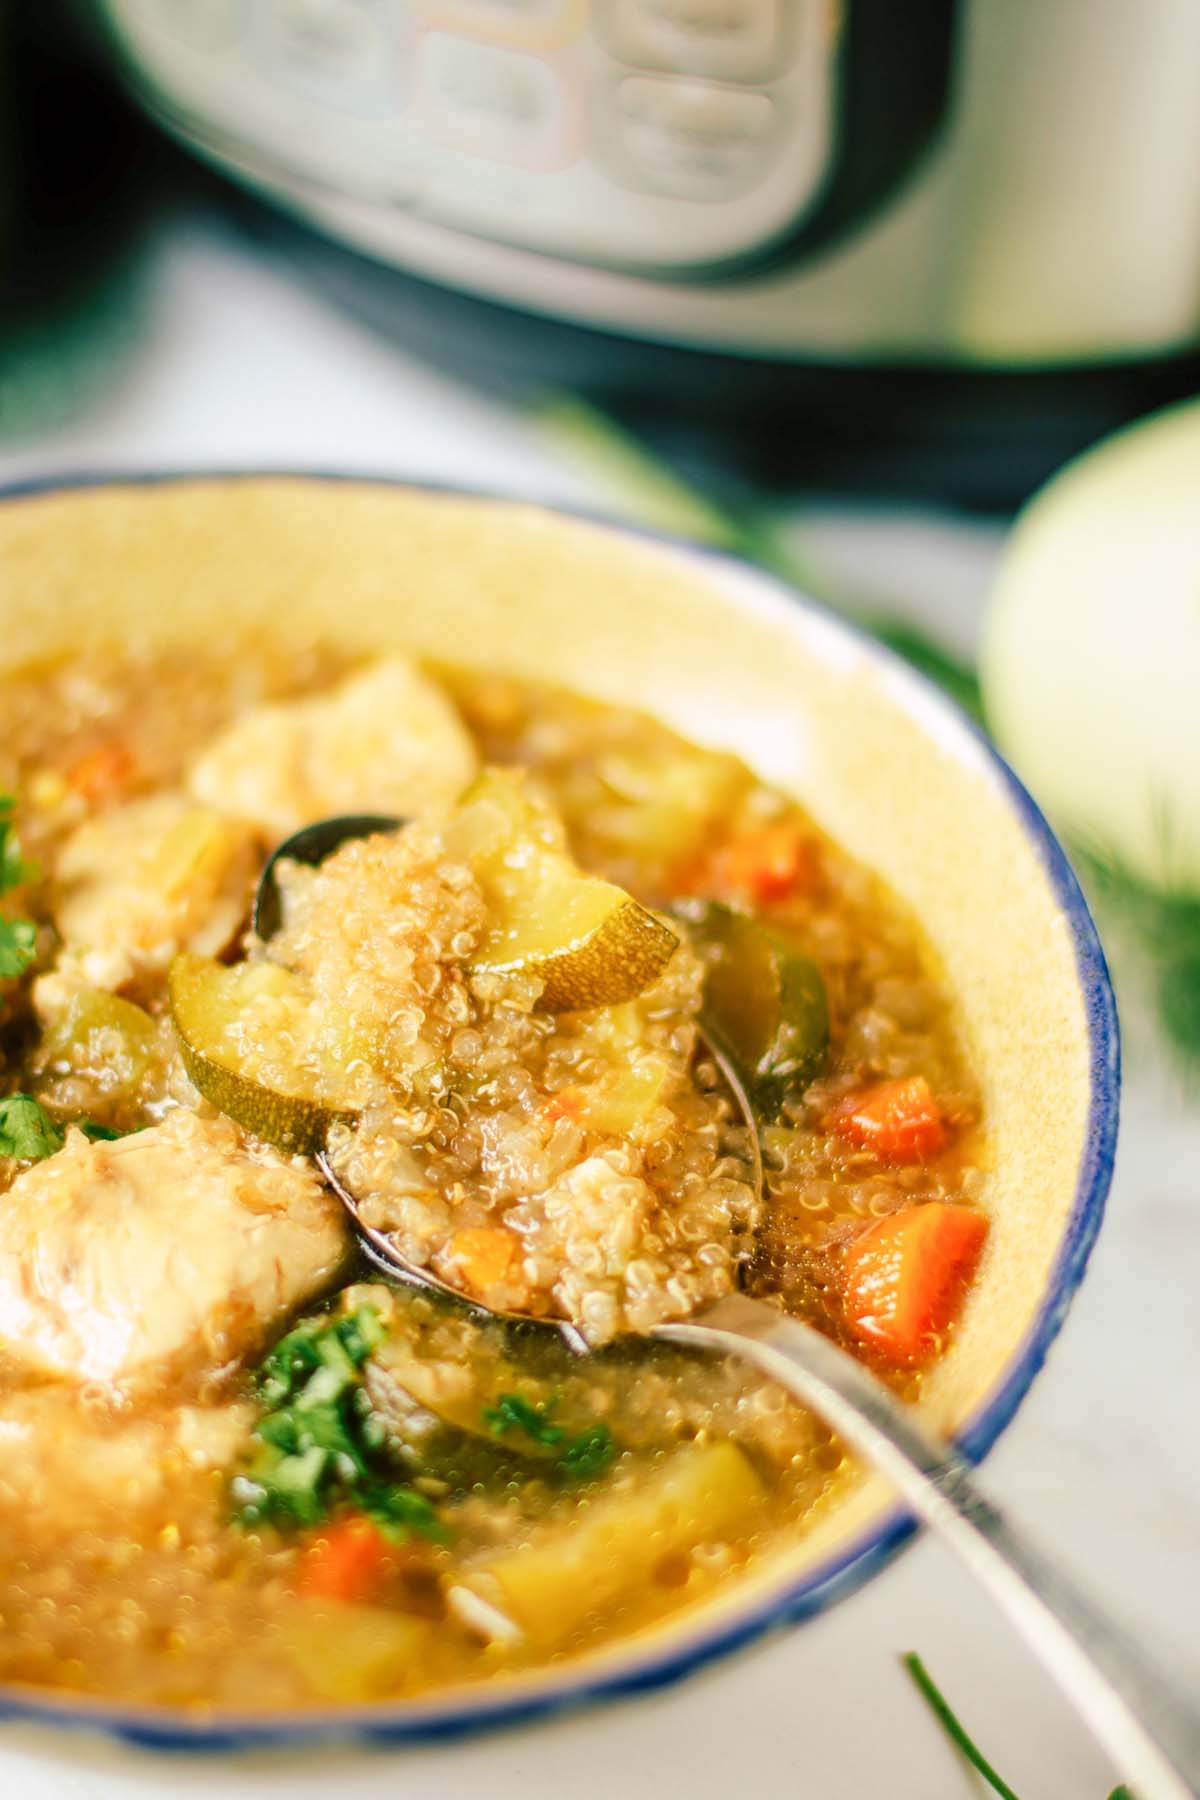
[981,397,1200,892]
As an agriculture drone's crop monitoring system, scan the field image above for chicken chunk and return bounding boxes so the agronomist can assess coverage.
[0,1110,347,1394]
[46,792,259,995]
[0,1389,253,1524]
[187,657,479,842]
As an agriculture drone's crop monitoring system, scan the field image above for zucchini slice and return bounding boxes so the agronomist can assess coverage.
[169,954,369,1154]
[681,900,829,1117]
[448,770,678,1012]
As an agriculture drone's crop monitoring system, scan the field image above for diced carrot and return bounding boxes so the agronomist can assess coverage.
[65,741,137,804]
[840,1202,989,1366]
[449,1225,518,1293]
[301,1516,392,1604]
[543,1088,584,1124]
[829,1075,947,1162]
[708,822,819,906]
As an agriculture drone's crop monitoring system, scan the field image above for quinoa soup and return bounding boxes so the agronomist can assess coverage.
[0,641,988,1712]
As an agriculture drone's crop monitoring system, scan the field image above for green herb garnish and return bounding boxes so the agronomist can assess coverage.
[557,1424,617,1479]
[79,1120,124,1142]
[904,1652,1135,1800]
[0,918,37,979]
[354,1478,442,1540]
[484,1391,564,1448]
[0,796,37,894]
[903,1652,1023,1800]
[0,1097,132,1160]
[0,1094,63,1160]
[1076,845,1200,1065]
[0,796,39,981]
[485,1390,617,1480]
[233,1306,443,1541]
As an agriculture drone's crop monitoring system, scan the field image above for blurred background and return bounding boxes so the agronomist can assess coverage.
[0,4,1197,1798]
[5,0,1200,498]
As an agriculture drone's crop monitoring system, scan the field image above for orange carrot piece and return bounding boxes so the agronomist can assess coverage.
[709,822,818,906]
[65,741,137,804]
[840,1202,989,1366]
[449,1225,518,1293]
[829,1075,947,1162]
[300,1516,392,1603]
[543,1088,584,1124]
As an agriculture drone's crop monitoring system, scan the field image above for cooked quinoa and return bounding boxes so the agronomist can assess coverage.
[256,823,753,1341]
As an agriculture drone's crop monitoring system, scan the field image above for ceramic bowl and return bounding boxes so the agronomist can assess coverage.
[0,473,1118,1751]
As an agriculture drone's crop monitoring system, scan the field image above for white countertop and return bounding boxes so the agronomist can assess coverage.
[2,217,1197,1800]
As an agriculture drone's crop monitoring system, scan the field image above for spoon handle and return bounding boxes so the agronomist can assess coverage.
[657,1293,1200,1800]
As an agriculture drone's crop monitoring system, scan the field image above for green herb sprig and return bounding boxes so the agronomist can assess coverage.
[79,1120,125,1142]
[0,1093,64,1160]
[557,1424,619,1480]
[0,919,37,979]
[484,1391,563,1448]
[0,795,37,893]
[1077,847,1200,1064]
[0,796,38,981]
[0,1094,129,1161]
[233,1307,445,1541]
[485,1390,616,1480]
[903,1652,1134,1800]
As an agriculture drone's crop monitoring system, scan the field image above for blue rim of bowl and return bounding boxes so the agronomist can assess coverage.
[0,469,1120,1753]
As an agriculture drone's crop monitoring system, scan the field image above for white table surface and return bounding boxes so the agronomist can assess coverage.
[1,216,1197,1800]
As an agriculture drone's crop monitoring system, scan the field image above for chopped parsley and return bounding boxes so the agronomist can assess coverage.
[79,1120,124,1142]
[0,1094,63,1161]
[0,796,36,893]
[485,1391,617,1481]
[558,1425,618,1480]
[233,1307,445,1542]
[0,918,37,979]
[484,1391,563,1448]
[0,1097,131,1162]
[0,797,38,980]
[0,799,133,1151]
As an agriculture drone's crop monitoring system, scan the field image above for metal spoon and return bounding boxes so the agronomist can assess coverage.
[257,816,1200,1799]
[252,812,404,940]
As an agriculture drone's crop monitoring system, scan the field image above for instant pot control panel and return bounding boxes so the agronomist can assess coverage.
[100,1,878,274]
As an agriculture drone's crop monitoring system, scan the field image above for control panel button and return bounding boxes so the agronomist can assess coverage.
[415,31,576,168]
[599,0,784,83]
[603,75,776,199]
[255,0,383,101]
[412,1,585,52]
[263,0,376,65]
[135,0,249,48]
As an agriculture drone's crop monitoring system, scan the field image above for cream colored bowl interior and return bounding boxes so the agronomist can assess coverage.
[0,477,1095,1709]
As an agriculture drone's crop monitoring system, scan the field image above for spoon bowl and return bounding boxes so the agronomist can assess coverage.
[252,813,405,940]
[255,811,763,1341]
